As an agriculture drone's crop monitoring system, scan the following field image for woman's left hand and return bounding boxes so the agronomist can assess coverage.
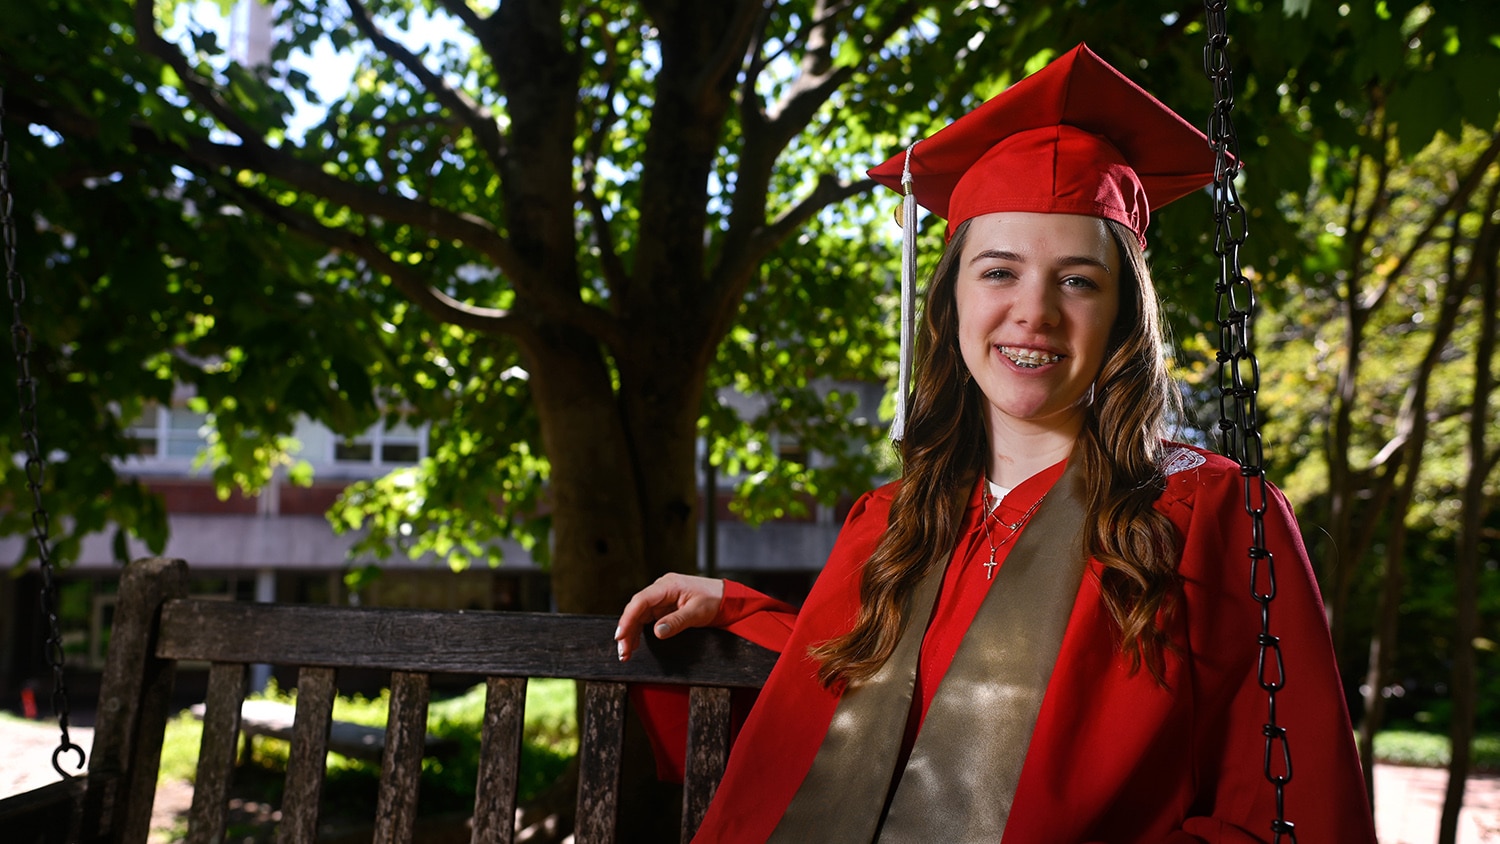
[614,574,725,662]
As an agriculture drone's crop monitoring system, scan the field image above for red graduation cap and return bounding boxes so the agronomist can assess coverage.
[867,43,1216,247]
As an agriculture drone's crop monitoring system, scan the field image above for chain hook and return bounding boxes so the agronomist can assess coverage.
[52,740,86,779]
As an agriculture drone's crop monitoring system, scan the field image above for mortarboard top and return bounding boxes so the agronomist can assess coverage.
[867,43,1216,247]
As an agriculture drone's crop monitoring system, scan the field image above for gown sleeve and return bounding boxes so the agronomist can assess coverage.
[712,579,799,653]
[1170,462,1376,842]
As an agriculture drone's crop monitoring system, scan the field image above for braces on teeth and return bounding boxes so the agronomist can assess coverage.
[1000,347,1062,368]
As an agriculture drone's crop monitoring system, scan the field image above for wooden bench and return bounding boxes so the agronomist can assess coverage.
[1,556,778,843]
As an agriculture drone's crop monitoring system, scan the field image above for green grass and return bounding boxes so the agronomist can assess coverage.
[155,677,579,809]
[158,710,205,784]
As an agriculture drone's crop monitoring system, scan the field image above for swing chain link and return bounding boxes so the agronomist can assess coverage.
[1201,4,1295,841]
[0,87,87,779]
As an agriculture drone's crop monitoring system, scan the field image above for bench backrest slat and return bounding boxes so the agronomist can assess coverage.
[186,662,246,844]
[80,558,188,844]
[471,676,527,844]
[280,666,337,841]
[683,686,733,842]
[374,671,431,844]
[575,682,627,844]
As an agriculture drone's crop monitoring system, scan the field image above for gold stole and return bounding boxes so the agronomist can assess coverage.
[769,461,1088,842]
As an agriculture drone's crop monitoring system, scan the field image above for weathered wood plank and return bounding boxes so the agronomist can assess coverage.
[373,671,429,844]
[574,682,627,844]
[122,625,180,844]
[471,676,526,844]
[0,775,86,844]
[80,557,187,844]
[186,663,246,844]
[681,686,733,844]
[276,667,336,844]
[155,602,777,687]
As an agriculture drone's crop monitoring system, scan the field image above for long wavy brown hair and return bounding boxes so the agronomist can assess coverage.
[812,217,1183,688]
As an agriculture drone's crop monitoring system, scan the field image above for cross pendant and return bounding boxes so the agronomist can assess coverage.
[985,549,998,580]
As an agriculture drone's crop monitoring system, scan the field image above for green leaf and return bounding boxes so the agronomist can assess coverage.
[1386,69,1463,156]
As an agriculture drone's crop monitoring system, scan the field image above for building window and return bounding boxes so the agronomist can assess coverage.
[334,420,427,467]
[124,404,208,461]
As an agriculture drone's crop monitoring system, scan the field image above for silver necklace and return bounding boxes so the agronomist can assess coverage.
[979,484,1047,580]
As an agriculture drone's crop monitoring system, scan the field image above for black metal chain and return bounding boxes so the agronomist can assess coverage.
[0,87,86,779]
[1201,4,1295,841]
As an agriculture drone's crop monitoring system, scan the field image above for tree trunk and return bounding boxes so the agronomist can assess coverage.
[1438,209,1499,844]
[1357,516,1405,808]
[527,329,652,615]
[525,316,712,618]
[1354,256,1466,809]
[1324,305,1361,655]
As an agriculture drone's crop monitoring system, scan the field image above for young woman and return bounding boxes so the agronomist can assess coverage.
[616,45,1375,843]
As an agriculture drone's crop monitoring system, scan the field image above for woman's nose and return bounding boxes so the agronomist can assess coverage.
[1011,282,1060,328]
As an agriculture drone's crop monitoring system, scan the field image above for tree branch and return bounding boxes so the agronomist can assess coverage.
[132,0,269,145]
[131,1,519,268]
[706,174,876,340]
[766,0,920,137]
[1361,129,1500,313]
[757,175,876,260]
[344,0,507,173]
[738,0,923,202]
[1358,140,1499,560]
[718,0,921,278]
[1343,97,1388,295]
[31,79,621,348]
[244,215,607,374]
[432,0,487,35]
[578,19,629,304]
[225,181,536,346]
[1468,173,1500,485]
[689,1,770,112]
[703,1,923,347]
[174,132,509,255]
[433,0,511,90]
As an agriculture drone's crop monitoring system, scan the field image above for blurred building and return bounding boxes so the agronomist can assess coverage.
[0,379,883,706]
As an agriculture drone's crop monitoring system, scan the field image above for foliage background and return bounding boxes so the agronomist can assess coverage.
[0,2,1496,825]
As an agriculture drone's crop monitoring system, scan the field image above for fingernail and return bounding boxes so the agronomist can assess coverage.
[617,640,626,661]
[655,622,670,637]
[613,625,622,640]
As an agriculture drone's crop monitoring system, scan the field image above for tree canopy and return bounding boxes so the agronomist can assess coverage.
[1,0,1495,625]
[4,1,1499,833]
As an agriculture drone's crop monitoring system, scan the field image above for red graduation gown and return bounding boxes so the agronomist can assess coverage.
[682,445,1374,843]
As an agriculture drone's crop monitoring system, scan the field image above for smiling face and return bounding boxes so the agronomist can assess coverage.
[954,211,1122,441]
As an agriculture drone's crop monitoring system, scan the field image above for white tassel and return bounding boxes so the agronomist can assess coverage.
[891,141,919,443]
